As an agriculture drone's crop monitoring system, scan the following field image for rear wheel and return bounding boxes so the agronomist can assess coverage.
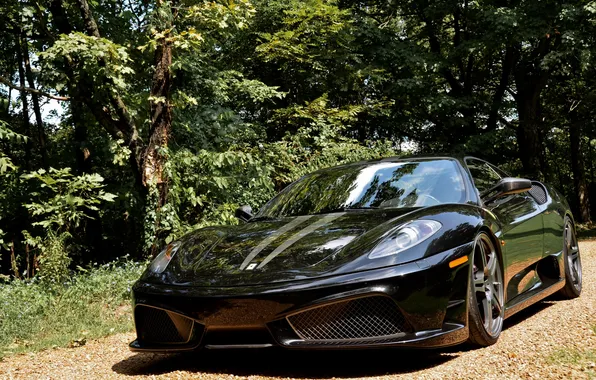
[557,218,582,299]
[468,232,504,347]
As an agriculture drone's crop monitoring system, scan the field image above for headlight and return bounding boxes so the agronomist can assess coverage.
[149,241,181,273]
[368,220,442,259]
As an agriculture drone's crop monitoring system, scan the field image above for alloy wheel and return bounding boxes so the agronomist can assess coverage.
[472,234,504,337]
[565,222,582,291]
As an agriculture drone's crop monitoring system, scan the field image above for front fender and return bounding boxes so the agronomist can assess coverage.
[325,204,494,275]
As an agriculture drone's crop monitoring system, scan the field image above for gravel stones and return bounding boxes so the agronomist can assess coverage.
[2,241,596,379]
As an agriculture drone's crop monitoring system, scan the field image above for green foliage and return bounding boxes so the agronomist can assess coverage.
[0,229,6,251]
[256,0,353,69]
[22,231,71,283]
[0,120,27,143]
[0,0,595,287]
[264,124,396,186]
[0,121,26,174]
[22,168,116,231]
[0,259,145,358]
[159,148,275,243]
[40,32,134,94]
[548,346,596,377]
[20,168,116,282]
[185,0,256,31]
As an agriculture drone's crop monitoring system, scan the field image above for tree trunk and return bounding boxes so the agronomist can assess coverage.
[514,67,548,180]
[16,36,32,170]
[142,0,175,208]
[512,34,561,180]
[72,99,103,262]
[143,35,172,200]
[515,94,544,179]
[73,0,145,188]
[6,87,11,114]
[486,46,516,131]
[22,35,49,169]
[569,116,591,223]
[588,137,595,184]
[71,98,92,174]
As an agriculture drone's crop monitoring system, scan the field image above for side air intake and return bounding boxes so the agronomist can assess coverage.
[134,305,194,344]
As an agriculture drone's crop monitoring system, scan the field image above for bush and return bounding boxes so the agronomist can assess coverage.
[0,258,145,358]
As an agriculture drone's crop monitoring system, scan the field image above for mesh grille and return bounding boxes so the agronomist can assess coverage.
[135,305,193,344]
[287,296,409,341]
[529,183,547,204]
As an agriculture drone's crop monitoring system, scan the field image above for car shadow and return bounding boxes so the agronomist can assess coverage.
[112,300,557,378]
[503,299,556,330]
[112,348,458,378]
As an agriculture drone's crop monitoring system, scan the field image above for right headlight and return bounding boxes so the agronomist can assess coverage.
[149,241,181,273]
[368,220,442,259]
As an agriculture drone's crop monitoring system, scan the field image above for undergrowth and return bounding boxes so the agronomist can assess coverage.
[548,344,596,379]
[0,259,146,359]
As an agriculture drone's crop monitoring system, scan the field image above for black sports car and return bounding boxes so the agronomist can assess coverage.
[130,155,582,351]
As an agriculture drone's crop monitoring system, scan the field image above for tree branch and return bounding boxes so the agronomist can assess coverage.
[74,0,144,187]
[498,115,517,130]
[76,0,101,37]
[486,46,516,131]
[0,75,70,101]
[505,86,517,99]
[421,16,464,94]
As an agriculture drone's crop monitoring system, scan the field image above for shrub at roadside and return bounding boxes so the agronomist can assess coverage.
[0,259,145,358]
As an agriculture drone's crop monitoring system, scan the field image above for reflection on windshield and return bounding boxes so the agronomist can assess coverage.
[257,159,466,218]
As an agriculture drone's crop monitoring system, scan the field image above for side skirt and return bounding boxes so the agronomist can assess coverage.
[503,278,564,319]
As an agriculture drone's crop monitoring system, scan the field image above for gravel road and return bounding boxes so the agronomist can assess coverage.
[2,241,596,380]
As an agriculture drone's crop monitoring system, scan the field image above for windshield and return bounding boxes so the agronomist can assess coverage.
[256,159,466,218]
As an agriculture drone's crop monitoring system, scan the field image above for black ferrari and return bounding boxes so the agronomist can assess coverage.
[130,155,582,351]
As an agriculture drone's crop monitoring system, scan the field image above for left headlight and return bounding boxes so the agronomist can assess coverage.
[368,220,442,259]
[149,241,181,273]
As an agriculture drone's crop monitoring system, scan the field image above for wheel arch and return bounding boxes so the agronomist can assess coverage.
[480,224,502,250]
[475,224,506,299]
[466,224,506,346]
[477,215,504,265]
[564,211,575,226]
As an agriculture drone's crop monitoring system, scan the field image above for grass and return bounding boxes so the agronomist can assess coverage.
[0,259,146,359]
[576,223,596,240]
[548,336,596,379]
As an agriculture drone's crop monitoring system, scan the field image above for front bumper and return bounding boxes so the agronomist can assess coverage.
[130,242,473,351]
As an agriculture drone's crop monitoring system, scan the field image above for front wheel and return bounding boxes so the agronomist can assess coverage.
[557,218,582,299]
[467,232,505,347]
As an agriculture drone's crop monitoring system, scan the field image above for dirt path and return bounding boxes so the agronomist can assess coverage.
[2,242,596,380]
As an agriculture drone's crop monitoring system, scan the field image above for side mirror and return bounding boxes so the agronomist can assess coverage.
[235,205,253,222]
[482,177,532,203]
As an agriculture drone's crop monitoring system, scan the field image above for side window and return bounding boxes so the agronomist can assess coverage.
[488,163,509,178]
[466,159,502,194]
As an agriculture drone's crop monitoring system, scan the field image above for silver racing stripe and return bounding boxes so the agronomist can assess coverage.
[256,213,346,269]
[239,215,313,270]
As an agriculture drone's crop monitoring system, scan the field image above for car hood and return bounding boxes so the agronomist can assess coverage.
[151,205,485,287]
[159,209,412,286]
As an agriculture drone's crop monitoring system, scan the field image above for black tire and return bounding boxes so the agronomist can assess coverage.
[557,218,582,299]
[467,232,505,347]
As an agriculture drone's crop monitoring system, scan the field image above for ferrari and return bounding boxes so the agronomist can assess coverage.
[130,155,582,351]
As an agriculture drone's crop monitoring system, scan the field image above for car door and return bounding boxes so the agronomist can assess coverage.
[530,182,565,258]
[465,158,544,302]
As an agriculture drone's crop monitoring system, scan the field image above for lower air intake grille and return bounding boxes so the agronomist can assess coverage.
[287,296,409,341]
[135,305,194,344]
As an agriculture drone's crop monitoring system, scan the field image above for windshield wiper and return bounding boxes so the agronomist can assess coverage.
[252,206,379,220]
[345,206,379,210]
[320,206,379,213]
[249,215,277,222]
